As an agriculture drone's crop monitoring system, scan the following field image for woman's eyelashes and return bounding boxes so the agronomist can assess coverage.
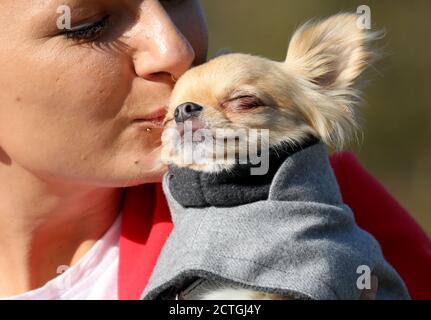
[63,15,111,42]
[60,0,187,42]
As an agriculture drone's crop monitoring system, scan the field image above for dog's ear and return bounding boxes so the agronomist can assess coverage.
[286,13,377,89]
[284,13,380,148]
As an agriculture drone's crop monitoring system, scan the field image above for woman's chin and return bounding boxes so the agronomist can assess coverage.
[87,148,167,188]
[116,159,168,187]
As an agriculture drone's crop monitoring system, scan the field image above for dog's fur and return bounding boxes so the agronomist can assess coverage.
[161,13,378,299]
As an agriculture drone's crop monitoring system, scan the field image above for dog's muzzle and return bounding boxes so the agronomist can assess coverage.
[174,102,203,124]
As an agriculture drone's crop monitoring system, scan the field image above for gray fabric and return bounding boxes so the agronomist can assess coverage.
[141,143,410,300]
[167,138,319,208]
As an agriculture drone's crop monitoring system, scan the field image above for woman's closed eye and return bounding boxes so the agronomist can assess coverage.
[63,15,111,42]
[60,0,188,43]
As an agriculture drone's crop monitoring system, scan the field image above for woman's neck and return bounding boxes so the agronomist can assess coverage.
[0,162,124,297]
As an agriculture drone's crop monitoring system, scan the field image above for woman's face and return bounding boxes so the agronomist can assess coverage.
[0,0,208,186]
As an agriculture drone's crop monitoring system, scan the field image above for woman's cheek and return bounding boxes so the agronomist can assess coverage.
[51,47,133,123]
[42,49,136,160]
[0,42,132,174]
[33,47,165,184]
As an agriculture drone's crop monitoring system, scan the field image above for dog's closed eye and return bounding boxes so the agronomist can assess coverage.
[221,94,263,111]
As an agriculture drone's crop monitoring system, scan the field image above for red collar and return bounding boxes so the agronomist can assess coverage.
[118,183,173,300]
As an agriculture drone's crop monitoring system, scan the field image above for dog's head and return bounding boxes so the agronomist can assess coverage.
[162,13,379,172]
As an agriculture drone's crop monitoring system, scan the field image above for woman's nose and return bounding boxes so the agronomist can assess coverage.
[127,2,196,82]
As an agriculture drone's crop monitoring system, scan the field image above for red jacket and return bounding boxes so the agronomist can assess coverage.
[118,152,431,300]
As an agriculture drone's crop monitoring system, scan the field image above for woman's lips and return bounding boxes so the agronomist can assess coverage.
[132,108,167,128]
[132,116,165,128]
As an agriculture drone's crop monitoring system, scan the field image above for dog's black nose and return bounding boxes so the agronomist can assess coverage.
[174,102,203,123]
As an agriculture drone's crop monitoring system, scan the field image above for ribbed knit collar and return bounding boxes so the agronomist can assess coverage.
[167,137,320,208]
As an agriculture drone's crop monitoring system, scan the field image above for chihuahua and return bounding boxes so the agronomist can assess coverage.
[160,13,379,300]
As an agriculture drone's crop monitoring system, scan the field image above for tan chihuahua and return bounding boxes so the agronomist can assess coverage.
[161,13,378,300]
